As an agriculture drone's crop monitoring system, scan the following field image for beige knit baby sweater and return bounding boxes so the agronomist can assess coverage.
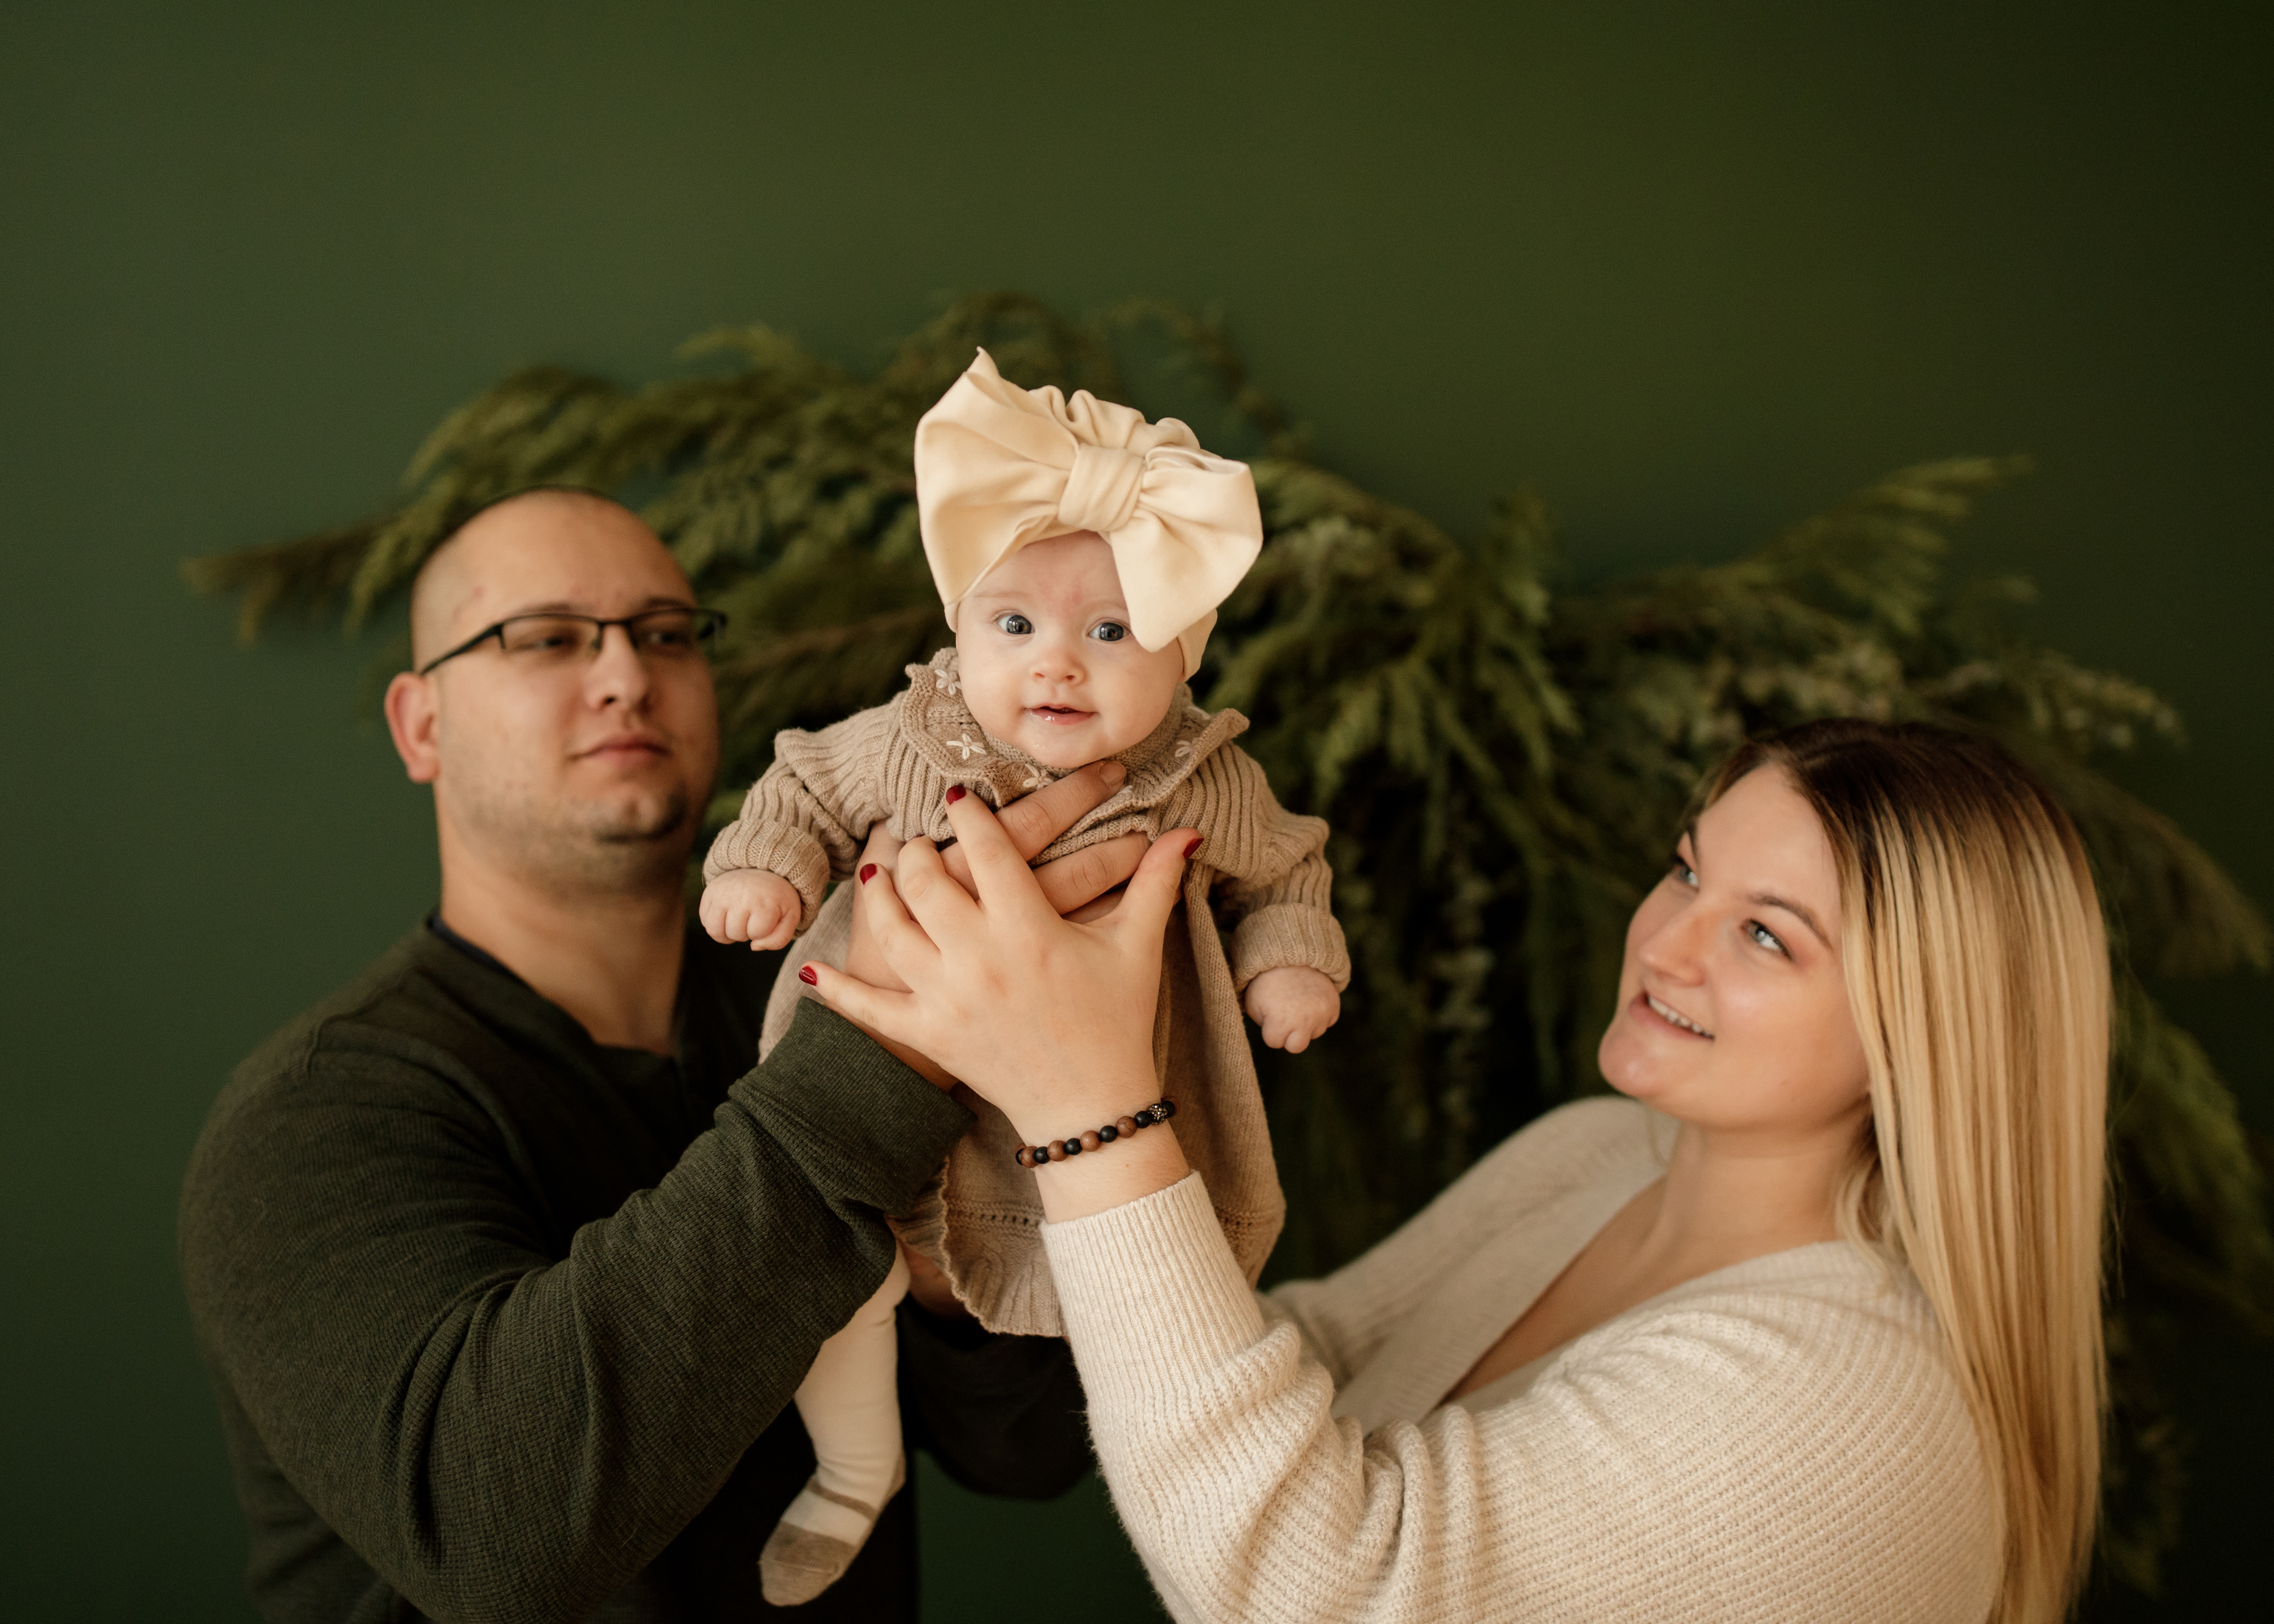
[708,648,1351,1337]
[1042,1097,2001,1624]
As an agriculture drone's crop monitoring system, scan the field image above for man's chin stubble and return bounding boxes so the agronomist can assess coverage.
[574,790,696,884]
[473,789,697,896]
[585,786,691,845]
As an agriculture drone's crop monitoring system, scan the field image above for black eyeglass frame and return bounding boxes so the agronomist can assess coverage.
[414,606,729,677]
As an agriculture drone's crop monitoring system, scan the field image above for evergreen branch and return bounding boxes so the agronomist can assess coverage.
[1102,298,1305,459]
[182,520,382,642]
[187,297,2271,1590]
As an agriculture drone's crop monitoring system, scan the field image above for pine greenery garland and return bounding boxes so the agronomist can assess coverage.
[189,292,2270,1595]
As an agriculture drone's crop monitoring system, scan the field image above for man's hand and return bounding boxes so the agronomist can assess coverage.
[944,759,1148,915]
[852,762,1150,975]
[898,1242,967,1320]
[841,761,1150,1084]
[699,870,802,950]
[1243,966,1342,1054]
[814,793,1197,1224]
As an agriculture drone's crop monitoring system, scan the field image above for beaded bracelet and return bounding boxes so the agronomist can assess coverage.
[1013,1099,1177,1169]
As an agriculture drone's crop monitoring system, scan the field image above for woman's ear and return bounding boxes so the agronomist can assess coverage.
[383,672,441,785]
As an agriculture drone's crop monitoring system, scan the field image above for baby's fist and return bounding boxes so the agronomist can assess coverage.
[1243,966,1342,1055]
[699,870,802,950]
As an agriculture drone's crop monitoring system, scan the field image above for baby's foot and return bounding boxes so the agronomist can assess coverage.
[759,1453,906,1605]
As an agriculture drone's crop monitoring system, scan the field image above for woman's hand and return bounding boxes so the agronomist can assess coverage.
[808,788,1197,1220]
[847,762,1149,1001]
[836,763,1147,1083]
[829,763,1147,1090]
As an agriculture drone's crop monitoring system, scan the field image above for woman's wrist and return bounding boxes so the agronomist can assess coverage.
[1000,1062,1161,1156]
[1006,1065,1190,1221]
[1029,1122,1191,1223]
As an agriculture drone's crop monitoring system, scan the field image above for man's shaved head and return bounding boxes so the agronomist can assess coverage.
[408,488,675,669]
[385,485,718,902]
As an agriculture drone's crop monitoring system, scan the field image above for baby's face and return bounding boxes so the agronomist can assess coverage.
[954,533,1186,770]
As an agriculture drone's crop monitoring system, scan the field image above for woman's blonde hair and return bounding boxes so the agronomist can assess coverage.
[1704,719,2109,1624]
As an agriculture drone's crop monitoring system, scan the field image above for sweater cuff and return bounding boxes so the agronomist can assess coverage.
[702,820,835,932]
[733,1001,972,1215]
[1041,1173,1267,1398]
[1229,904,1352,993]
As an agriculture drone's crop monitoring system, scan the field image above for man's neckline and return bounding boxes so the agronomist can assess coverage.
[424,908,714,1068]
[424,909,526,986]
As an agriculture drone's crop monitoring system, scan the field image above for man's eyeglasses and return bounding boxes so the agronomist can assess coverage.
[415,606,729,677]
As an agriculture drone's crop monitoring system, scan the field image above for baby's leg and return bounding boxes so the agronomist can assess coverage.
[760,1249,910,1605]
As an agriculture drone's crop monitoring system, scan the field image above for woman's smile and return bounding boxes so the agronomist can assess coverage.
[1642,991,1713,1038]
[1598,769,1869,1124]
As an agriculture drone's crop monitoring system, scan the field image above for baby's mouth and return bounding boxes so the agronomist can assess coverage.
[1026,705,1096,726]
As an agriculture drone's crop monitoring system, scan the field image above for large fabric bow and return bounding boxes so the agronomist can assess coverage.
[914,348,1263,679]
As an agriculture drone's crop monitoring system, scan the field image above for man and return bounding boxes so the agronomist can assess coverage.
[180,490,1138,1621]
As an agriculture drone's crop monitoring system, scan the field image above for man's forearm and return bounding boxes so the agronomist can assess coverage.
[185,1004,969,1620]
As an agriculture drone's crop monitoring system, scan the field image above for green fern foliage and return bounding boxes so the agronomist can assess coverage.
[188,294,2270,1594]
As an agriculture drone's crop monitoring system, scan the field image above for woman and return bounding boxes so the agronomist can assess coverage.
[813,719,2110,1623]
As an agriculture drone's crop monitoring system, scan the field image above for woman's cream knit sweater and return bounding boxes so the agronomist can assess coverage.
[1042,1097,2001,1624]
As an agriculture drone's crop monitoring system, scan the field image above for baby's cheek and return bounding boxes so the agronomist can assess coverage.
[953,642,1025,735]
[1097,664,1183,752]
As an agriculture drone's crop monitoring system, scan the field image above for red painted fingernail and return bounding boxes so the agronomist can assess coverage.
[945,784,966,804]
[858,863,877,884]
[797,964,818,986]
[1182,834,1203,859]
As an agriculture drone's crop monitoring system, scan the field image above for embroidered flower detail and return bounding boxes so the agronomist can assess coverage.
[947,733,988,760]
[1018,768,1050,792]
[936,669,962,697]
[1174,740,1194,759]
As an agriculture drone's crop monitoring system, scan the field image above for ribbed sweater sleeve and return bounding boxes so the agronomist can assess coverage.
[180,1000,969,1624]
[1219,849,1350,992]
[1183,745,1349,992]
[702,706,896,932]
[1042,1159,2000,1624]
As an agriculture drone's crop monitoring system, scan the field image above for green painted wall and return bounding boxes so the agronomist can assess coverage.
[3,2,2265,1616]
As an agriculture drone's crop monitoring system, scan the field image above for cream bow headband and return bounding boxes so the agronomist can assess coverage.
[913,348,1263,679]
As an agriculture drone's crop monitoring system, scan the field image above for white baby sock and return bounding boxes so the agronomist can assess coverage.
[761,1249,911,1606]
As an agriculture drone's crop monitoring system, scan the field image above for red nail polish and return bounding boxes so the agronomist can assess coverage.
[797,964,818,986]
[945,784,966,804]
[1182,834,1203,859]
[858,863,877,884]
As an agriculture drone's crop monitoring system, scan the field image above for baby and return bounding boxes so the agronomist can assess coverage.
[700,350,1348,1604]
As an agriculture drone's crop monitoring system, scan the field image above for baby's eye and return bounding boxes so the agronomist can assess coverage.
[994,612,1033,636]
[1747,921,1788,956]
[1667,854,1698,888]
[1089,621,1129,643]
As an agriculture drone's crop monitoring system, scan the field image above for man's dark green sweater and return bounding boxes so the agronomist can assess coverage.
[179,922,1091,1623]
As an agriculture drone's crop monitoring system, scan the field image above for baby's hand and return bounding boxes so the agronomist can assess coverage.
[699,870,802,950]
[1243,966,1342,1055]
